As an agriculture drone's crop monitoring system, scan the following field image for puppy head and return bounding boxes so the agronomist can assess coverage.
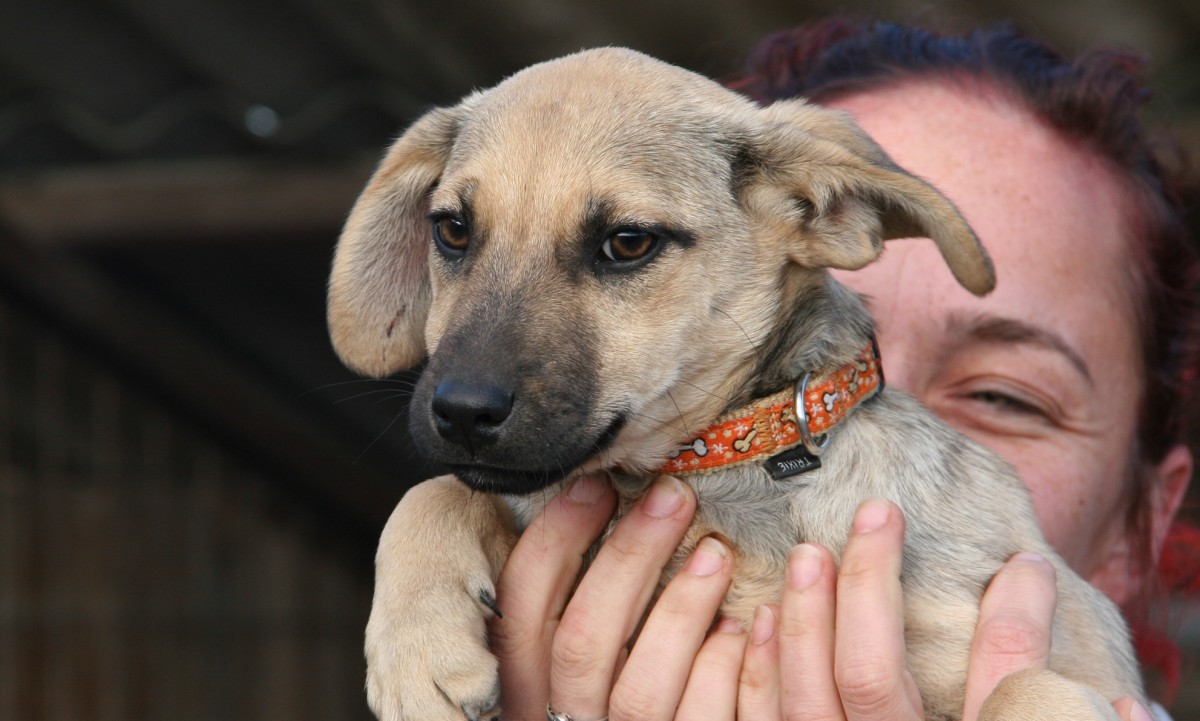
[327,48,993,493]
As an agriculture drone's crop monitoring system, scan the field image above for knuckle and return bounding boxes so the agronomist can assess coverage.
[489,611,542,658]
[550,619,606,681]
[835,552,892,591]
[698,644,744,679]
[835,658,902,716]
[739,662,773,694]
[782,703,846,721]
[976,613,1048,662]
[608,682,660,721]
[777,611,817,642]
[601,530,659,568]
[650,590,706,626]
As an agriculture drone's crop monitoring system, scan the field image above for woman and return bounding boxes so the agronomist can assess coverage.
[491,19,1199,721]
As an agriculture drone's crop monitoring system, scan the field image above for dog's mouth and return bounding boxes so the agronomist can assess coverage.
[449,464,570,495]
[448,414,627,494]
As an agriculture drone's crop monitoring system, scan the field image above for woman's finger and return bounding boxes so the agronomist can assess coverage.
[737,604,784,720]
[961,552,1057,721]
[833,499,923,721]
[777,542,843,721]
[675,618,748,721]
[608,536,735,720]
[1112,696,1154,721]
[549,475,697,720]
[493,472,618,718]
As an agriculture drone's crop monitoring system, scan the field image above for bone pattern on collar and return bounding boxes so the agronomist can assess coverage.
[657,341,882,476]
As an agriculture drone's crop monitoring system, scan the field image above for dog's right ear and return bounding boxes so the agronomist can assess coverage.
[741,99,995,296]
[327,106,463,378]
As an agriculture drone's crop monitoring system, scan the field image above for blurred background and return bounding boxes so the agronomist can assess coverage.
[0,0,1197,719]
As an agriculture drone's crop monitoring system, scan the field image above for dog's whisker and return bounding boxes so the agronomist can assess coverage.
[370,398,411,411]
[538,486,547,540]
[368,391,416,408]
[354,412,407,464]
[665,389,688,440]
[712,306,762,353]
[621,405,692,429]
[623,410,690,438]
[623,411,675,429]
[333,387,416,405]
[301,377,417,398]
[627,420,690,444]
[672,378,735,406]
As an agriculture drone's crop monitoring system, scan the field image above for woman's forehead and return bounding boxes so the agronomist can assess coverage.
[828,81,1142,381]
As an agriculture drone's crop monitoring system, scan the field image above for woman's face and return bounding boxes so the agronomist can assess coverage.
[826,81,1189,605]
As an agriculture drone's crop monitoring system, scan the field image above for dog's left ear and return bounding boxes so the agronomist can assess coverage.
[328,105,465,377]
[741,99,995,295]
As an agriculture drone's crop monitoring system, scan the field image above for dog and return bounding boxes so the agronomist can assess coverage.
[327,48,1143,721]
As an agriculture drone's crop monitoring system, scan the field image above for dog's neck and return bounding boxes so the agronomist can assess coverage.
[738,272,877,407]
[604,272,879,479]
[647,273,882,477]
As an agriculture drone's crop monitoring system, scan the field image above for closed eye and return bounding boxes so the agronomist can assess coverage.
[933,378,1062,440]
[965,389,1048,418]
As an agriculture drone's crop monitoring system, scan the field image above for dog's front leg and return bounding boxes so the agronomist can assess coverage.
[365,475,517,721]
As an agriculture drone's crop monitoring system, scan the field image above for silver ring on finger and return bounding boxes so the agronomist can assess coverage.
[547,704,607,721]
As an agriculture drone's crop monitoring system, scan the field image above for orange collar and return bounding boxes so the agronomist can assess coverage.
[656,340,882,477]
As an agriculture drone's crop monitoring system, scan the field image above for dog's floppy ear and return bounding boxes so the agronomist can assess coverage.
[743,100,995,295]
[328,106,464,377]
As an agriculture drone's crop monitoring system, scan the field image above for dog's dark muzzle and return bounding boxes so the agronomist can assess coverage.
[408,286,620,494]
[411,369,627,495]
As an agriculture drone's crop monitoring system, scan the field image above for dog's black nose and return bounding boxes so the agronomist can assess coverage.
[431,381,514,450]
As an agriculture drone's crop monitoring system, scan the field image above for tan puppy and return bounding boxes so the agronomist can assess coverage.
[328,48,1142,721]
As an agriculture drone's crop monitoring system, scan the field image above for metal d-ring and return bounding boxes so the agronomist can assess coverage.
[794,372,832,456]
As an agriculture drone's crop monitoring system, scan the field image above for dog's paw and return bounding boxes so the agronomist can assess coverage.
[364,476,518,720]
[978,669,1122,721]
[365,572,503,721]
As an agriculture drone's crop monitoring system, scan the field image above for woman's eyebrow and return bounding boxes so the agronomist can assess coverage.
[947,311,1094,387]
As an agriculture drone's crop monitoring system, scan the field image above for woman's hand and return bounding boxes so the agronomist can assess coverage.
[492,479,1153,721]
[731,499,1061,720]
[734,498,923,720]
[493,472,739,721]
[722,499,1152,721]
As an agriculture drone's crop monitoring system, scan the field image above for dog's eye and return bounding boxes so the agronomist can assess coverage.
[433,217,469,255]
[600,231,658,263]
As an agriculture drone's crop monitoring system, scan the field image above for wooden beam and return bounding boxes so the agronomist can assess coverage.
[0,157,377,246]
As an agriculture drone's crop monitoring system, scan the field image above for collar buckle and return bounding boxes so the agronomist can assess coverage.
[794,372,833,456]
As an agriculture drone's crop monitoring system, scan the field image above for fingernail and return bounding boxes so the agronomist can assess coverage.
[643,475,687,518]
[788,543,823,590]
[1012,551,1047,564]
[853,498,891,534]
[751,605,776,645]
[685,537,728,577]
[1131,701,1152,721]
[565,472,606,504]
